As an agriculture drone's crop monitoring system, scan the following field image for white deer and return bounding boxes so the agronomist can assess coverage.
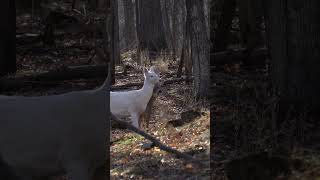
[110,66,161,128]
[0,74,110,180]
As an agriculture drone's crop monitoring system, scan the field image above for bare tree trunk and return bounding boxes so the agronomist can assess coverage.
[135,0,142,64]
[105,0,115,84]
[177,44,184,78]
[0,0,16,77]
[186,0,210,100]
[162,0,173,51]
[182,0,192,83]
[123,0,136,50]
[113,0,120,65]
[171,0,178,62]
[265,0,320,145]
[213,0,236,52]
[136,0,167,58]
[239,0,263,52]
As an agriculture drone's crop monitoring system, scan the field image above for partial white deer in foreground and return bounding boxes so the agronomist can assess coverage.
[0,75,110,180]
[110,66,161,128]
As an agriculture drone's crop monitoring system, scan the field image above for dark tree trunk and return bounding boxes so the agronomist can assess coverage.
[0,0,16,77]
[178,10,191,79]
[105,0,115,84]
[177,44,184,78]
[112,0,120,65]
[136,0,167,56]
[186,0,210,100]
[104,0,111,175]
[171,0,178,62]
[123,0,136,50]
[182,0,192,83]
[239,0,264,51]
[213,0,236,52]
[265,0,320,145]
[162,0,172,50]
[135,0,142,63]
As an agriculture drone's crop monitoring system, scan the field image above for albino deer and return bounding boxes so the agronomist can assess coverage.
[0,74,110,180]
[110,66,161,128]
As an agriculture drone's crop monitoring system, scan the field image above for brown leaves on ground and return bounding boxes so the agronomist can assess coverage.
[15,7,210,180]
[111,61,210,179]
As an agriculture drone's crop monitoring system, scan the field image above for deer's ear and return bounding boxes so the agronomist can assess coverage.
[143,67,148,76]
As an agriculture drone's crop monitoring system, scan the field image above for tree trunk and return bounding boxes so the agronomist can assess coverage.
[136,0,167,57]
[213,0,236,52]
[183,0,192,83]
[135,0,142,64]
[0,0,16,77]
[171,0,178,62]
[123,0,136,50]
[104,0,111,175]
[186,0,210,100]
[162,0,174,52]
[112,0,120,65]
[239,0,264,51]
[105,0,115,84]
[177,44,184,78]
[265,0,320,145]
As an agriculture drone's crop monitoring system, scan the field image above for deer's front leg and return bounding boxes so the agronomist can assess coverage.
[130,113,140,129]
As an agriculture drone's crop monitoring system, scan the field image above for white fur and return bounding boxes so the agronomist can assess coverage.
[110,66,160,128]
[0,77,110,180]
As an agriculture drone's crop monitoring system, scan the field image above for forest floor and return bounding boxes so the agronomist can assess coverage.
[110,55,210,180]
[13,11,210,180]
[13,6,320,180]
[210,58,320,180]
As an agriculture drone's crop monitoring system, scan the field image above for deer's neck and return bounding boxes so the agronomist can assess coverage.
[140,81,155,101]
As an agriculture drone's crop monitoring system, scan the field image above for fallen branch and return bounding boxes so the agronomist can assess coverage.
[110,114,207,166]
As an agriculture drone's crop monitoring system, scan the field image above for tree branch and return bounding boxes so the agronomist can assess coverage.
[110,113,207,166]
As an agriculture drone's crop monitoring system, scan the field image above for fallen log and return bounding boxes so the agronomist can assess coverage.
[110,114,207,166]
[211,47,268,65]
[0,65,108,91]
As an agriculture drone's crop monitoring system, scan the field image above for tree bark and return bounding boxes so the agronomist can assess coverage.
[171,0,178,62]
[0,0,16,77]
[112,0,120,65]
[136,0,167,56]
[105,0,115,84]
[265,0,320,144]
[186,0,210,100]
[162,0,173,51]
[123,0,136,50]
[239,0,264,51]
[182,0,192,83]
[213,0,236,52]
